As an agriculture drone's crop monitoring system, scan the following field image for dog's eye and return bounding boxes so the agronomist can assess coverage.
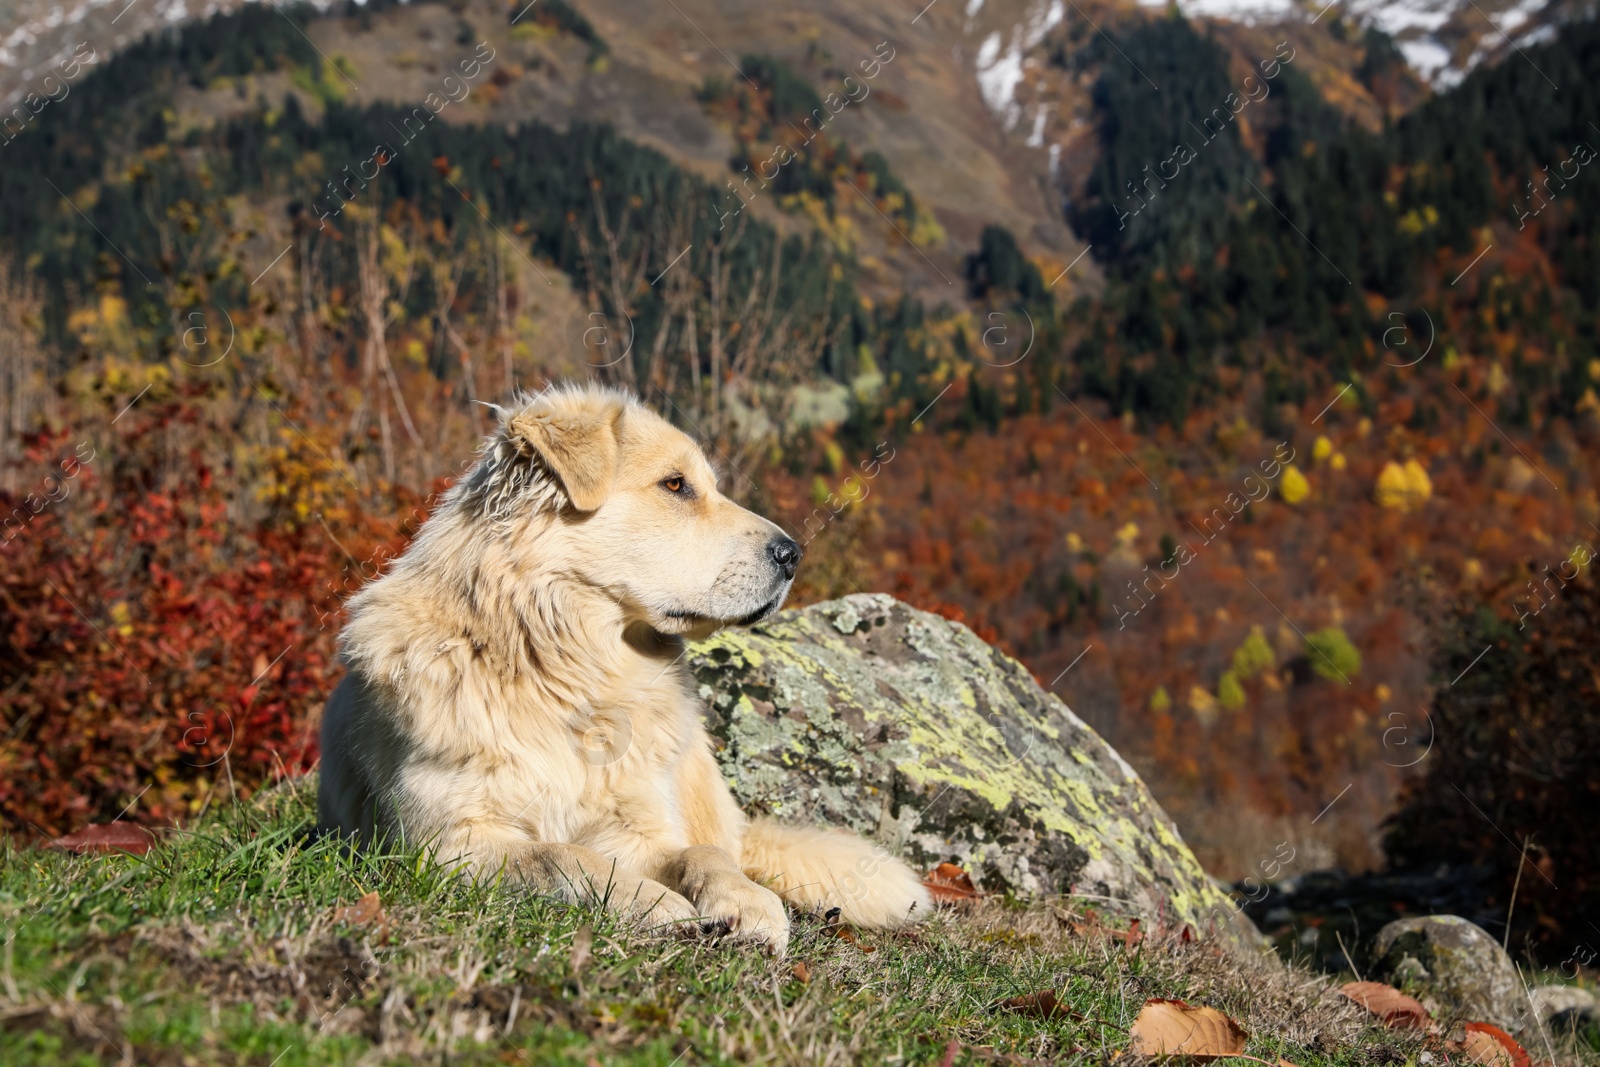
[662,476,686,494]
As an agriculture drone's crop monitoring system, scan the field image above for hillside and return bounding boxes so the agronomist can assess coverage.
[0,781,1429,1065]
[1,0,1598,972]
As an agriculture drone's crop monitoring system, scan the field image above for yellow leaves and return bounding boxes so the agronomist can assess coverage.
[1189,685,1218,727]
[823,440,844,474]
[1230,626,1275,680]
[1215,625,1276,712]
[910,211,947,248]
[1148,686,1171,713]
[1309,432,1349,474]
[1217,670,1246,710]
[1397,204,1439,235]
[1374,459,1432,511]
[1114,522,1140,545]
[379,223,412,278]
[254,422,356,529]
[1278,464,1310,505]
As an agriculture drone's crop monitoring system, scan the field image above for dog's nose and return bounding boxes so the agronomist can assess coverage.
[768,536,801,579]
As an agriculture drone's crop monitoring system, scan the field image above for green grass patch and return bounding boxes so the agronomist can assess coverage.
[0,781,1476,1064]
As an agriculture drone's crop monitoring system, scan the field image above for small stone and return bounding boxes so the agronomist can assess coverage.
[1530,984,1598,1030]
[1369,916,1520,1030]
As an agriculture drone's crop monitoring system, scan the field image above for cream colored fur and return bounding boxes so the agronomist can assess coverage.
[317,384,931,952]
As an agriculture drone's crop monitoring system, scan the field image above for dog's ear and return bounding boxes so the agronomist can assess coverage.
[504,389,624,511]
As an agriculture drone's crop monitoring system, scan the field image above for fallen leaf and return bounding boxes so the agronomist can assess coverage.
[822,909,875,953]
[50,823,156,856]
[832,924,875,952]
[791,961,812,984]
[1111,918,1144,947]
[332,891,390,940]
[569,924,594,976]
[923,862,980,903]
[998,989,1080,1020]
[1339,981,1430,1030]
[1064,911,1143,946]
[1454,1023,1529,1067]
[1128,999,1249,1059]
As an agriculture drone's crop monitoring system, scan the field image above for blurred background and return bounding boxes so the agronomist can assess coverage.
[0,0,1595,972]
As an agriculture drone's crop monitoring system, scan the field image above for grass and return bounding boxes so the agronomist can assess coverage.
[0,779,1539,1065]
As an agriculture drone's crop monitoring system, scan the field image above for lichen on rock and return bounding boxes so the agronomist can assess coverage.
[689,593,1256,947]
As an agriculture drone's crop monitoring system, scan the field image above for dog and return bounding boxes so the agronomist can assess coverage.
[317,383,932,952]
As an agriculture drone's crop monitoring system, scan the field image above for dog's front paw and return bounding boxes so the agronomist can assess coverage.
[618,878,700,933]
[689,873,791,955]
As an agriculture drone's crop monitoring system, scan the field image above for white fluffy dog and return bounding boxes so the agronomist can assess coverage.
[317,384,931,952]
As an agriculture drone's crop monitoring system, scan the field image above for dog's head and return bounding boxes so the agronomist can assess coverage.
[467,384,799,637]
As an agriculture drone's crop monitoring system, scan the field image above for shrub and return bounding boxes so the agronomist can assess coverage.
[1386,590,1600,958]
[1303,626,1361,681]
[0,394,408,837]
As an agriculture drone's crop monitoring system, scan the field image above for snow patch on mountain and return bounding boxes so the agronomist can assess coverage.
[1121,0,1563,88]
[973,0,1063,130]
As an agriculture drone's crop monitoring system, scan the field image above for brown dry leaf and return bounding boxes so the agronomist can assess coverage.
[1112,918,1144,947]
[334,891,384,926]
[997,989,1079,1020]
[821,909,876,953]
[922,862,980,903]
[791,961,812,984]
[569,924,594,976]
[1455,1023,1529,1067]
[833,925,875,952]
[1128,998,1249,1059]
[50,823,156,856]
[331,890,392,942]
[1338,981,1430,1030]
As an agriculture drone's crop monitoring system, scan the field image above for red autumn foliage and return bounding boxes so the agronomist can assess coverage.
[0,396,415,837]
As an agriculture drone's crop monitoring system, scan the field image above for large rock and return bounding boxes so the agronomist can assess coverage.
[1369,916,1521,1029]
[687,593,1254,946]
